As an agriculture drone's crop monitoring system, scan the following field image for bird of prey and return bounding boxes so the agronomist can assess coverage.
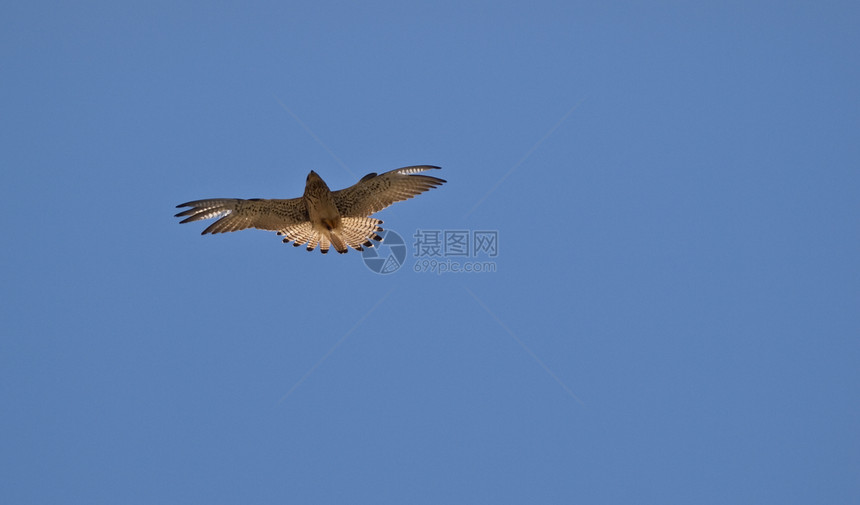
[175,165,445,254]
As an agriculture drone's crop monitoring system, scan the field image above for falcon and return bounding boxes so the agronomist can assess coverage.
[175,165,445,254]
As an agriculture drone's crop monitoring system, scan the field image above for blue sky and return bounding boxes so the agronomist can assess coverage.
[2,1,858,503]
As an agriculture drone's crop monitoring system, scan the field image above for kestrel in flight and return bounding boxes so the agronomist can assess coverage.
[175,165,445,254]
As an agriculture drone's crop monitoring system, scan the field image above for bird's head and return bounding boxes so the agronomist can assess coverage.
[304,170,331,195]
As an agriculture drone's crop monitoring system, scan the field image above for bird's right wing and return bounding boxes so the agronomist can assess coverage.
[175,198,308,234]
[332,165,445,217]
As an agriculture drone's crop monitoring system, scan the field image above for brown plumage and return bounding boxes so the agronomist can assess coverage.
[175,165,445,254]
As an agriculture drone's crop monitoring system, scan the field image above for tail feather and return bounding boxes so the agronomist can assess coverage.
[279,223,315,249]
[279,217,383,253]
[318,233,331,254]
[329,230,348,254]
[341,217,384,251]
[279,223,339,255]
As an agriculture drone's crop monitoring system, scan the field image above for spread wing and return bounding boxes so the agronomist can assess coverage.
[333,165,446,217]
[175,198,308,234]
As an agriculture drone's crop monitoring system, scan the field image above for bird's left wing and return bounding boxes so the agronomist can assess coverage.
[332,165,445,217]
[175,198,308,235]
